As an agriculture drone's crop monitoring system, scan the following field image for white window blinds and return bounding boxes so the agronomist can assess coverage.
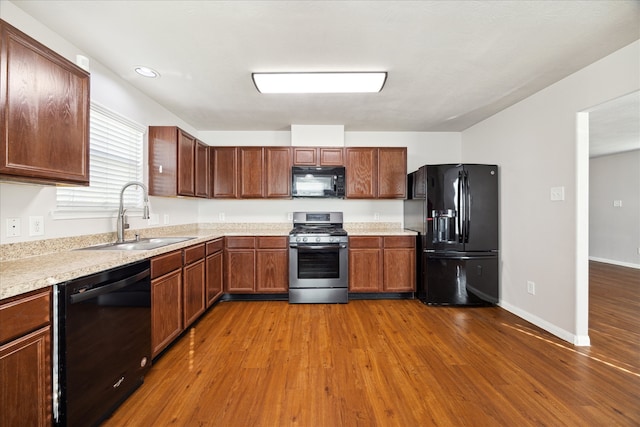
[56,103,145,217]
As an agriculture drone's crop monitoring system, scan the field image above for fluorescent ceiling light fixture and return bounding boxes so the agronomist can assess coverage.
[252,72,387,94]
[135,66,160,78]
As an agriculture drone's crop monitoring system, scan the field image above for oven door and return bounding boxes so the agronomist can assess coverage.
[289,242,348,288]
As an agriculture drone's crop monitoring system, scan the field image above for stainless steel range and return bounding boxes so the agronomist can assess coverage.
[289,212,348,303]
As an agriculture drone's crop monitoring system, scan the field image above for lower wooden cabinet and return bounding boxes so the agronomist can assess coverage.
[349,236,415,292]
[256,237,288,293]
[183,244,206,328]
[205,238,224,307]
[0,289,52,427]
[225,236,288,293]
[151,251,183,358]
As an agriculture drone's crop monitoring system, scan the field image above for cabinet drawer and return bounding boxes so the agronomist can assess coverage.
[383,236,415,248]
[206,238,224,255]
[0,289,50,344]
[257,236,287,249]
[151,250,183,279]
[349,236,382,249]
[184,243,205,265]
[225,236,256,249]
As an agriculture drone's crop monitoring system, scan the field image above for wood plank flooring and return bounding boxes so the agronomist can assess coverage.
[103,262,639,426]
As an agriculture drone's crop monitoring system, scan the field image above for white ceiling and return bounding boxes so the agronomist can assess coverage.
[589,91,640,157]
[10,0,640,133]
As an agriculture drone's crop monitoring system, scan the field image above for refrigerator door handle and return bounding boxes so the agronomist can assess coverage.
[457,171,463,243]
[464,171,470,243]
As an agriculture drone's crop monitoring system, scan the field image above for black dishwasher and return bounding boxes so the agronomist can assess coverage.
[54,260,152,427]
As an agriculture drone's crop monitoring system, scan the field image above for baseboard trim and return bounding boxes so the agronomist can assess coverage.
[499,301,590,347]
[589,257,640,269]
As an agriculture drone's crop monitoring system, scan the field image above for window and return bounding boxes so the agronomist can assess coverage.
[56,103,145,218]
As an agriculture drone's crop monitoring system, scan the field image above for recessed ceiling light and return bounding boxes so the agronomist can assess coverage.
[135,66,160,78]
[252,72,387,94]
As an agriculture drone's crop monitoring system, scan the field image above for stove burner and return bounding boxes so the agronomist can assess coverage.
[289,225,348,237]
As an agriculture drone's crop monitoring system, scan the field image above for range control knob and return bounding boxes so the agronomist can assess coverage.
[302,237,308,242]
[316,237,321,242]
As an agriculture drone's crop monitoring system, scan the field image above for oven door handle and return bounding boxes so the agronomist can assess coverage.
[290,244,346,250]
[69,268,150,304]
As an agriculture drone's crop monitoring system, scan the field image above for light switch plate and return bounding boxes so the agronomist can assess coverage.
[550,186,565,201]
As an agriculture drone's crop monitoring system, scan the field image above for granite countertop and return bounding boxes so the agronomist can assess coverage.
[0,222,416,300]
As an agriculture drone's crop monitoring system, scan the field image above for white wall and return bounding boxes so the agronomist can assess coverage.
[461,40,640,344]
[589,150,640,268]
[0,2,462,243]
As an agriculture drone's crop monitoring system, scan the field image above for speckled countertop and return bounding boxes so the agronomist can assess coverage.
[0,222,415,300]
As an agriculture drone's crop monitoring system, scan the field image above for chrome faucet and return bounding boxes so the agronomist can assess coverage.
[117,181,150,243]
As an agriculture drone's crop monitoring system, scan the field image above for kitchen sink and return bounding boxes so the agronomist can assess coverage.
[78,237,196,251]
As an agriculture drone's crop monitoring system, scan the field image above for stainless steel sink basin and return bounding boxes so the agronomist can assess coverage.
[79,237,196,251]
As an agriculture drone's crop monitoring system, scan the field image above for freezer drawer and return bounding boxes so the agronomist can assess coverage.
[422,252,498,306]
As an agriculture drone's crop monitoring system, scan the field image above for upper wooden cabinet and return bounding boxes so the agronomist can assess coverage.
[211,146,291,199]
[0,19,90,185]
[293,147,343,166]
[345,147,406,199]
[149,126,208,198]
[210,146,237,198]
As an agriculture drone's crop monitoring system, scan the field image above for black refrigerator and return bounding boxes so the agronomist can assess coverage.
[404,164,499,305]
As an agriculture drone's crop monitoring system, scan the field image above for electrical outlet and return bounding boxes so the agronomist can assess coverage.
[613,200,623,207]
[527,281,536,295]
[287,212,293,221]
[163,214,170,224]
[29,216,44,236]
[6,218,20,237]
[219,212,225,221]
[374,212,380,221]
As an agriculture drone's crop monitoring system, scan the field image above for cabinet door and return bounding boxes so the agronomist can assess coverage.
[383,248,416,291]
[183,259,206,328]
[345,148,377,198]
[0,327,51,427]
[206,251,223,306]
[195,140,209,198]
[151,269,183,357]
[177,129,196,196]
[348,237,383,292]
[0,20,89,185]
[256,249,288,292]
[225,250,256,292]
[148,126,178,197]
[211,147,237,198]
[265,147,291,198]
[238,147,264,198]
[292,147,317,165]
[378,148,407,198]
[319,148,344,165]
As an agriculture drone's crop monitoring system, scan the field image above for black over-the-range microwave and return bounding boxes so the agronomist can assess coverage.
[291,166,345,198]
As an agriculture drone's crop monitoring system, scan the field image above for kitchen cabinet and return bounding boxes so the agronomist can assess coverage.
[183,244,206,328]
[238,147,264,198]
[349,236,415,293]
[205,238,224,307]
[348,236,383,292]
[0,19,90,185]
[293,147,344,166]
[211,146,291,199]
[265,147,292,198]
[210,146,238,198]
[151,250,183,358]
[0,288,52,427]
[256,237,289,293]
[225,237,256,292]
[195,141,210,197]
[149,126,208,198]
[382,236,416,292]
[225,236,288,293]
[345,147,407,199]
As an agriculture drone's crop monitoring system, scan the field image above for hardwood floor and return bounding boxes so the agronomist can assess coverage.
[103,262,639,426]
